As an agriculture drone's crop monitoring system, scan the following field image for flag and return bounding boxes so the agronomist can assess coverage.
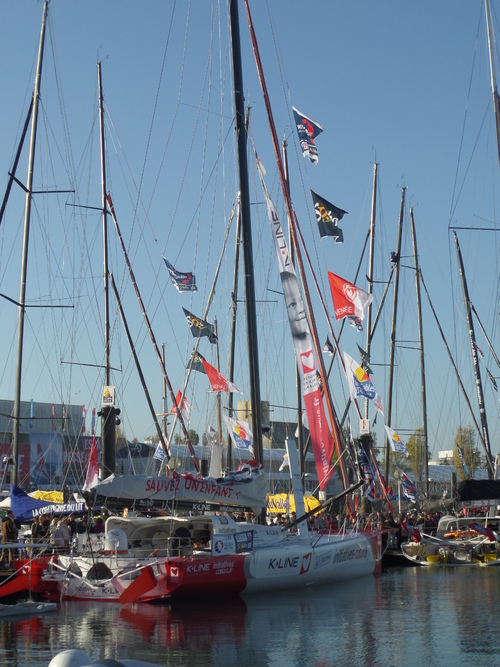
[83,435,99,491]
[401,471,417,503]
[294,410,308,438]
[357,343,372,374]
[456,444,469,477]
[52,403,55,431]
[348,316,363,332]
[323,337,335,356]
[188,350,207,374]
[292,106,323,164]
[401,520,421,542]
[343,351,384,415]
[223,416,254,454]
[328,272,373,322]
[163,257,197,293]
[358,447,376,501]
[170,391,193,424]
[311,190,347,242]
[182,308,217,344]
[384,425,408,456]
[279,453,289,472]
[473,341,484,358]
[487,368,498,392]
[30,399,33,429]
[199,354,242,393]
[91,407,96,435]
[62,404,66,431]
[469,523,497,542]
[153,442,167,462]
[82,405,86,434]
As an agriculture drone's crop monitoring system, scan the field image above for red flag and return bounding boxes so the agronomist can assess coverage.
[401,521,421,542]
[201,358,242,393]
[83,435,99,491]
[469,523,497,542]
[170,391,193,423]
[328,272,373,322]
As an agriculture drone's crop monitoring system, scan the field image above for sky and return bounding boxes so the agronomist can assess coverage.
[0,0,499,470]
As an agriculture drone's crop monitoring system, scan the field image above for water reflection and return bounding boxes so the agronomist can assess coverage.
[1,569,499,667]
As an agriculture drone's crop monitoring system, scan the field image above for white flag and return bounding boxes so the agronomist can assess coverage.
[384,425,408,456]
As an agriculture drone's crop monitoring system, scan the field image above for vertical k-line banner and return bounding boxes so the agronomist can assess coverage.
[256,157,334,489]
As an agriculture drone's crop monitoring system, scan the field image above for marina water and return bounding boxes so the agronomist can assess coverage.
[1,566,499,667]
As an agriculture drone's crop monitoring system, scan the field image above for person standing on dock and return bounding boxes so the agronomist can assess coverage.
[1,510,19,564]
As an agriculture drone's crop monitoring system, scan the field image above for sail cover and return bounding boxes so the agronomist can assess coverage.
[256,157,334,490]
[92,470,268,513]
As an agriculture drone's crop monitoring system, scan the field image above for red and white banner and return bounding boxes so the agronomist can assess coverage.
[257,158,334,489]
[171,391,193,424]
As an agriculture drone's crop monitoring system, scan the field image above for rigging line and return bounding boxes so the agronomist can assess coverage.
[133,0,177,240]
[419,268,493,473]
[471,302,500,369]
[448,5,486,227]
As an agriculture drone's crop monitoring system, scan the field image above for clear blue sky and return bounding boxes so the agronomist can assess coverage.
[0,1,498,466]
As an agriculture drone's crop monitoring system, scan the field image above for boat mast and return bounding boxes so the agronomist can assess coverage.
[11,1,48,486]
[97,61,116,479]
[384,187,405,485]
[485,0,500,174]
[410,208,429,497]
[363,163,378,420]
[453,231,494,478]
[229,0,263,465]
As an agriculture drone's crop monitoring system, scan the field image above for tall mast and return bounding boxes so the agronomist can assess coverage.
[384,187,405,485]
[97,61,116,478]
[229,0,263,465]
[485,0,500,174]
[410,208,428,496]
[364,163,378,420]
[453,231,494,478]
[11,1,48,485]
[226,206,241,471]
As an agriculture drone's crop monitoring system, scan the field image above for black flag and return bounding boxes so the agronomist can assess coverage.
[182,308,217,344]
[311,190,347,242]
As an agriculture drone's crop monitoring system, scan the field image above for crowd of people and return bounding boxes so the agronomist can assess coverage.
[0,511,106,565]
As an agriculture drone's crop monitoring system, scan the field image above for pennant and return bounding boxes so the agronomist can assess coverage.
[223,416,254,454]
[91,407,96,436]
[311,190,347,242]
[62,404,66,431]
[182,308,217,344]
[188,350,207,373]
[401,520,421,542]
[323,337,335,356]
[170,391,193,424]
[82,404,86,434]
[457,444,469,477]
[400,471,417,503]
[469,522,497,542]
[163,257,197,293]
[358,447,376,501]
[343,352,384,415]
[83,435,99,492]
[473,341,484,358]
[292,106,323,164]
[52,403,55,431]
[30,399,33,429]
[348,316,363,332]
[328,272,373,322]
[199,354,242,393]
[279,453,289,472]
[384,425,408,456]
[487,368,498,392]
[357,343,372,374]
